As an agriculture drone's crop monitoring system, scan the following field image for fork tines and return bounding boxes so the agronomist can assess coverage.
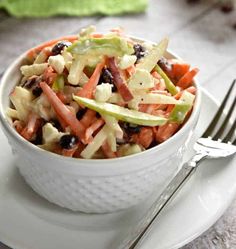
[202,79,236,145]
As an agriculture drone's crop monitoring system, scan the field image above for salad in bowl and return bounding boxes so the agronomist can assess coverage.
[0,27,201,212]
[7,26,198,160]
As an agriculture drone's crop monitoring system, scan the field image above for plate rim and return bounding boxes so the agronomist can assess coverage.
[0,87,235,249]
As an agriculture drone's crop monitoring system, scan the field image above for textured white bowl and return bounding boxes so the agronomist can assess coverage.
[0,39,201,213]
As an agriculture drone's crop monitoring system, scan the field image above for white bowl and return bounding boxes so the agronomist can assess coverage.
[0,38,201,213]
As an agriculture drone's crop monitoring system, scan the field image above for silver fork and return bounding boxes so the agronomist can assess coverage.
[118,79,236,249]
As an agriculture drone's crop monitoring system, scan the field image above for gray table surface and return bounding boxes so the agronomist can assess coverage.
[0,0,236,248]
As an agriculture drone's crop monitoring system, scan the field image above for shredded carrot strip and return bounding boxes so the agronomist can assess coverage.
[177,68,199,89]
[91,33,104,38]
[172,63,190,80]
[13,120,25,134]
[40,81,85,141]
[55,112,68,131]
[73,142,86,158]
[43,66,57,85]
[139,104,156,114]
[126,65,135,77]
[166,104,175,113]
[154,123,179,143]
[102,141,117,158]
[85,118,105,143]
[80,109,97,128]
[131,127,154,149]
[56,91,67,104]
[61,145,78,157]
[20,112,42,141]
[77,58,106,99]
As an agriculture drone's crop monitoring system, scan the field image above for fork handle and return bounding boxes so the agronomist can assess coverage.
[119,153,208,249]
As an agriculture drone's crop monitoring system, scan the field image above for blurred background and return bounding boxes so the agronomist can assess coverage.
[0,0,236,248]
[0,0,235,99]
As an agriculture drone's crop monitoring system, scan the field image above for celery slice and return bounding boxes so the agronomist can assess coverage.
[155,65,178,95]
[73,95,167,126]
[80,125,108,159]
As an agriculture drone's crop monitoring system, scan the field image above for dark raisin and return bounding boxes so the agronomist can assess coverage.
[122,122,142,134]
[51,41,72,55]
[133,44,146,61]
[59,135,78,149]
[99,68,117,92]
[32,126,43,145]
[233,23,236,30]
[157,57,172,72]
[96,112,101,118]
[32,84,42,97]
[76,108,87,120]
[220,3,234,13]
[99,68,114,84]
[111,84,117,92]
[32,84,43,97]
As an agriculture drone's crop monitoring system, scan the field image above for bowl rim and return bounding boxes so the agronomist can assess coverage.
[0,35,201,170]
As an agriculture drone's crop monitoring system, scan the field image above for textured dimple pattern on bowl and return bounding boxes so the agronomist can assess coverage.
[17,150,182,213]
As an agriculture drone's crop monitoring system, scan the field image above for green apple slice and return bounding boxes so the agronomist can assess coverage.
[169,90,195,123]
[73,96,167,126]
[155,65,178,95]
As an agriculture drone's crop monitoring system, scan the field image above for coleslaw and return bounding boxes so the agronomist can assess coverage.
[7,26,199,159]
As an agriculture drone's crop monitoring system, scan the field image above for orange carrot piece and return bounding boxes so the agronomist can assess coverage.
[177,68,199,89]
[102,141,117,158]
[74,142,86,158]
[80,109,97,128]
[55,112,68,131]
[139,104,156,114]
[91,33,104,38]
[61,145,78,157]
[13,120,25,134]
[21,113,42,141]
[56,91,67,104]
[85,118,105,143]
[155,123,179,143]
[40,82,85,141]
[126,65,135,76]
[132,127,154,149]
[43,66,57,85]
[166,104,175,113]
[27,36,78,60]
[77,59,106,99]
[174,91,183,100]
[172,63,190,79]
[186,86,196,95]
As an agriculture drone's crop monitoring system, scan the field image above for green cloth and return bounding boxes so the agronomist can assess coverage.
[0,0,148,17]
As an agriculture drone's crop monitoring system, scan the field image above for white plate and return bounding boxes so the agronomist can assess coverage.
[0,88,236,249]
